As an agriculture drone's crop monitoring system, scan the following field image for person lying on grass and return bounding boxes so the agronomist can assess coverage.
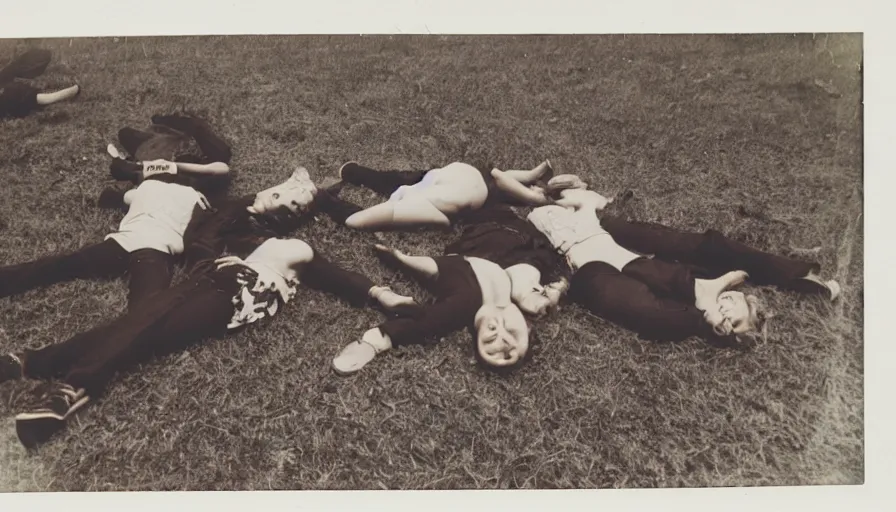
[171,166,418,315]
[331,203,571,376]
[106,112,235,202]
[526,187,840,343]
[315,159,557,230]
[0,48,80,119]
[0,198,420,449]
[0,113,234,310]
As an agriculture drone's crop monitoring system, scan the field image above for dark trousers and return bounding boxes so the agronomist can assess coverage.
[0,239,173,312]
[315,164,431,225]
[340,163,429,197]
[22,269,239,397]
[118,120,232,165]
[115,116,233,199]
[378,255,480,348]
[570,258,712,342]
[301,252,375,308]
[570,216,823,342]
[19,250,376,397]
[600,215,819,288]
[0,82,39,119]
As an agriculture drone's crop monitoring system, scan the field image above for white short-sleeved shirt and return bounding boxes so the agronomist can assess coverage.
[105,180,205,255]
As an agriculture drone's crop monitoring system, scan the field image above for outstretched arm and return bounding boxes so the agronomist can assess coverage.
[491,168,551,206]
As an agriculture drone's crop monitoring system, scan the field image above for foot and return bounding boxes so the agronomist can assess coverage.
[534,160,554,181]
[332,329,392,376]
[547,174,588,192]
[369,286,422,316]
[372,243,394,255]
[792,273,841,301]
[0,353,23,384]
[15,382,89,449]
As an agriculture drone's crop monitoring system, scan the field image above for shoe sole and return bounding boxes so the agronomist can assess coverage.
[15,394,89,449]
[338,161,358,181]
[789,278,834,300]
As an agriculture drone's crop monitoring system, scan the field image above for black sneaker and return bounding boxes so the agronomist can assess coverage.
[0,353,23,384]
[789,274,842,301]
[15,382,90,449]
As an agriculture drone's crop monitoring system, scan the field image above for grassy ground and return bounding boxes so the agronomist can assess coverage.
[0,34,862,491]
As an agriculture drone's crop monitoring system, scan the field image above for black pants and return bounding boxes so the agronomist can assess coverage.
[118,120,232,165]
[0,239,173,312]
[378,255,481,348]
[114,115,233,199]
[0,82,39,119]
[599,215,819,288]
[570,258,712,342]
[340,163,429,196]
[22,268,239,397]
[315,164,431,225]
[19,251,376,397]
[300,252,376,308]
[570,216,822,342]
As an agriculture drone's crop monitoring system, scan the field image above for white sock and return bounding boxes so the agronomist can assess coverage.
[36,85,80,105]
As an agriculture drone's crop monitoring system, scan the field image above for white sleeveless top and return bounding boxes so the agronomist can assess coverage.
[105,180,205,255]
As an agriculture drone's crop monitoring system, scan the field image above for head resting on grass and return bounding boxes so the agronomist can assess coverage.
[471,303,535,373]
[249,167,318,217]
[714,291,768,342]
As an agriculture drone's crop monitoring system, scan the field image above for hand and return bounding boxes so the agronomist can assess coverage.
[703,307,730,336]
[197,192,212,211]
[214,255,247,270]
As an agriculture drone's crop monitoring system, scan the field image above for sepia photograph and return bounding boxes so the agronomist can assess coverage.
[0,2,876,506]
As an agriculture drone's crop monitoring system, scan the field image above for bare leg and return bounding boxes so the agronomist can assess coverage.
[345,197,451,230]
[35,85,80,105]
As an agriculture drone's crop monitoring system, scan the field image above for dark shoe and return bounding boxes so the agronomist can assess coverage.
[16,382,90,449]
[338,161,365,184]
[0,353,23,384]
[790,275,841,301]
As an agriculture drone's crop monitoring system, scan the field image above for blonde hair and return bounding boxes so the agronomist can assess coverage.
[737,294,771,344]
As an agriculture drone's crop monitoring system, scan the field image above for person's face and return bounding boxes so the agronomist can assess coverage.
[250,168,317,215]
[475,304,529,367]
[716,291,753,335]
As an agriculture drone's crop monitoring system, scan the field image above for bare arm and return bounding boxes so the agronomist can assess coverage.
[491,168,551,205]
